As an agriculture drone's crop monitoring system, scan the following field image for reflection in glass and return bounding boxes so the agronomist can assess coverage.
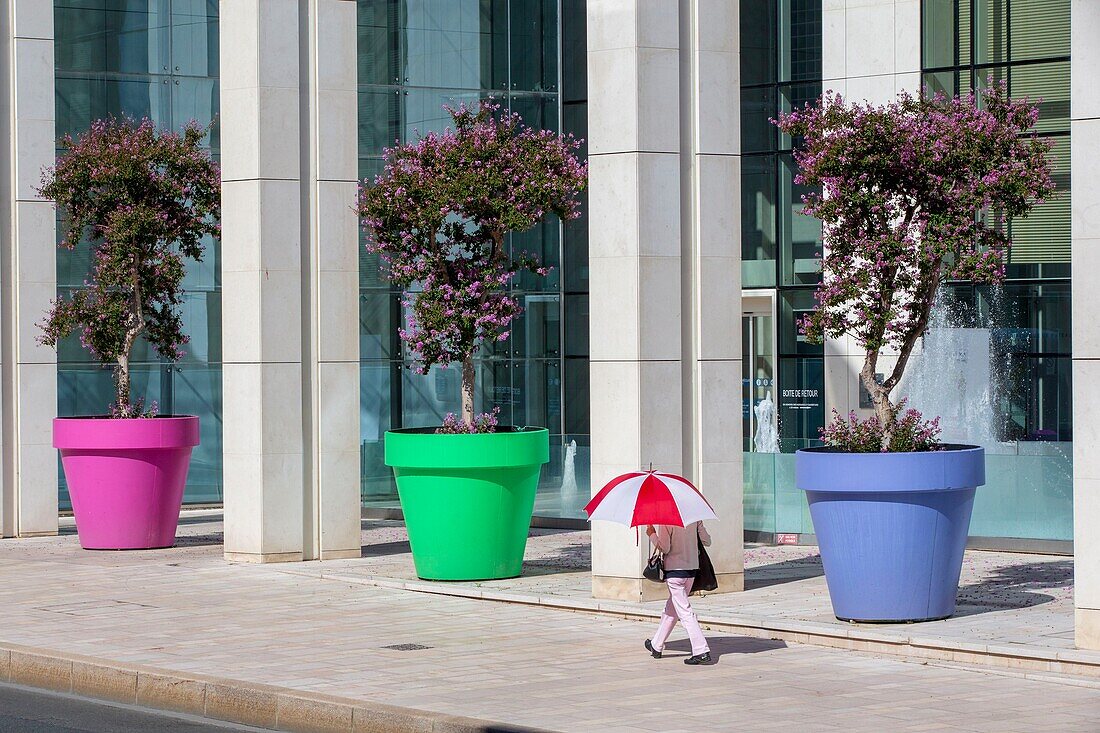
[54,0,222,507]
[356,0,581,515]
[780,155,822,286]
[743,314,776,452]
[741,156,778,288]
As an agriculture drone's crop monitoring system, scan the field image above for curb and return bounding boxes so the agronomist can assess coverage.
[0,641,555,733]
[314,571,1100,683]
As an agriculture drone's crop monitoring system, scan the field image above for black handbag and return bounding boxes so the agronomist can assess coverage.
[693,533,719,593]
[643,548,665,583]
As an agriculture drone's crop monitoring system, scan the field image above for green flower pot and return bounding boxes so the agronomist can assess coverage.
[384,427,549,581]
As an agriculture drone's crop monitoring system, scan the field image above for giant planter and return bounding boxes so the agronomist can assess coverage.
[795,446,985,622]
[385,427,549,581]
[54,416,200,550]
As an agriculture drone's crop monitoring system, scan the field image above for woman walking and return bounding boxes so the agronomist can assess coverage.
[644,522,712,665]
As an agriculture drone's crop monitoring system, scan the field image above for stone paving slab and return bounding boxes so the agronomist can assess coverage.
[0,518,1097,732]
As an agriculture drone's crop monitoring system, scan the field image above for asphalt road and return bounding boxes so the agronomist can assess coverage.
[0,683,267,733]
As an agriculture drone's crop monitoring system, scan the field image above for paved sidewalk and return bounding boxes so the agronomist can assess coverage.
[0,518,1097,732]
[310,521,1080,662]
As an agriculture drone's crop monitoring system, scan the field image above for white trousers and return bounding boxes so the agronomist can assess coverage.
[651,575,709,656]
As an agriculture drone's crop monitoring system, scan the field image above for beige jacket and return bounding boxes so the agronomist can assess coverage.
[650,522,712,571]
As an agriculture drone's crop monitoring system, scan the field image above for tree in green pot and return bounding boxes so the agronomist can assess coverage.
[775,82,1053,621]
[40,117,221,550]
[358,103,586,580]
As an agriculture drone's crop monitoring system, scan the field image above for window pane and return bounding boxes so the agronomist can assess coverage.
[1008,136,1069,266]
[510,0,557,92]
[510,93,559,132]
[741,155,777,288]
[563,359,589,435]
[947,283,1072,355]
[510,215,561,292]
[976,63,1069,136]
[785,0,821,83]
[509,295,561,359]
[777,356,824,451]
[998,356,1072,441]
[171,0,219,77]
[357,0,499,91]
[561,0,586,103]
[972,0,1008,65]
[923,0,962,69]
[55,2,170,75]
[741,86,776,154]
[357,0,398,86]
[780,154,822,286]
[779,289,821,356]
[55,75,171,140]
[563,294,589,358]
[996,283,1072,356]
[1010,0,1070,62]
[360,362,396,501]
[778,82,820,151]
[360,291,400,360]
[740,0,776,86]
[923,69,962,98]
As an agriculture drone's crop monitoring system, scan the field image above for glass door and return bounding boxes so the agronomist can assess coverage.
[743,293,777,452]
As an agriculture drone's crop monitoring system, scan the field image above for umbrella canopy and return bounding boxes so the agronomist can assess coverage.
[584,470,717,528]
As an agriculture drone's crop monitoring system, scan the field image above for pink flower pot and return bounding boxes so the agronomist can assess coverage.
[54,416,200,550]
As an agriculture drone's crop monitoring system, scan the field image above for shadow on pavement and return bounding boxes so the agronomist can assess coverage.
[952,559,1070,616]
[745,553,824,590]
[361,540,413,557]
[664,636,787,662]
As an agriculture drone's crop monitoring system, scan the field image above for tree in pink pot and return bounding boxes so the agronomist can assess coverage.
[39,118,221,550]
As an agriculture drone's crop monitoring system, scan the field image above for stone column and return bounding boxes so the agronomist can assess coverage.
[0,1,58,539]
[1071,0,1100,650]
[221,0,360,563]
[588,0,742,600]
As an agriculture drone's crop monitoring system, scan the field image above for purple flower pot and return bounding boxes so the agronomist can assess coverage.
[796,446,985,622]
[54,416,200,550]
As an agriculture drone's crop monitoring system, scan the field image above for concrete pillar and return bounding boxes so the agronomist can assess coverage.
[588,0,742,601]
[821,0,922,422]
[823,0,921,105]
[0,1,58,539]
[1071,0,1100,650]
[221,0,361,563]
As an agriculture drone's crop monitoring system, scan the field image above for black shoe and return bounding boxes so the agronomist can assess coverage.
[684,652,712,665]
[644,639,662,659]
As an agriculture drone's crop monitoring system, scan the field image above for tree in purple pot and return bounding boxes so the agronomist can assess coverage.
[775,81,1054,451]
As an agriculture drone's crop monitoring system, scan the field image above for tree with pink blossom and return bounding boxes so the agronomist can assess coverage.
[775,82,1053,451]
[37,118,221,418]
[358,103,586,432]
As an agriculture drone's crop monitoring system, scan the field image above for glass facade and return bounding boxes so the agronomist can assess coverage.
[54,0,222,507]
[739,0,825,453]
[741,0,1073,542]
[356,0,591,518]
[919,0,1073,541]
[46,1,1071,542]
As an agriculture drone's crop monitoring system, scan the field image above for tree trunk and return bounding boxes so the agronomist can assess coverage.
[860,352,897,451]
[461,354,475,425]
[117,355,131,415]
[116,258,144,417]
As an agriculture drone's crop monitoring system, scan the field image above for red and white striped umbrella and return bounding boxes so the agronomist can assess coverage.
[583,470,717,528]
